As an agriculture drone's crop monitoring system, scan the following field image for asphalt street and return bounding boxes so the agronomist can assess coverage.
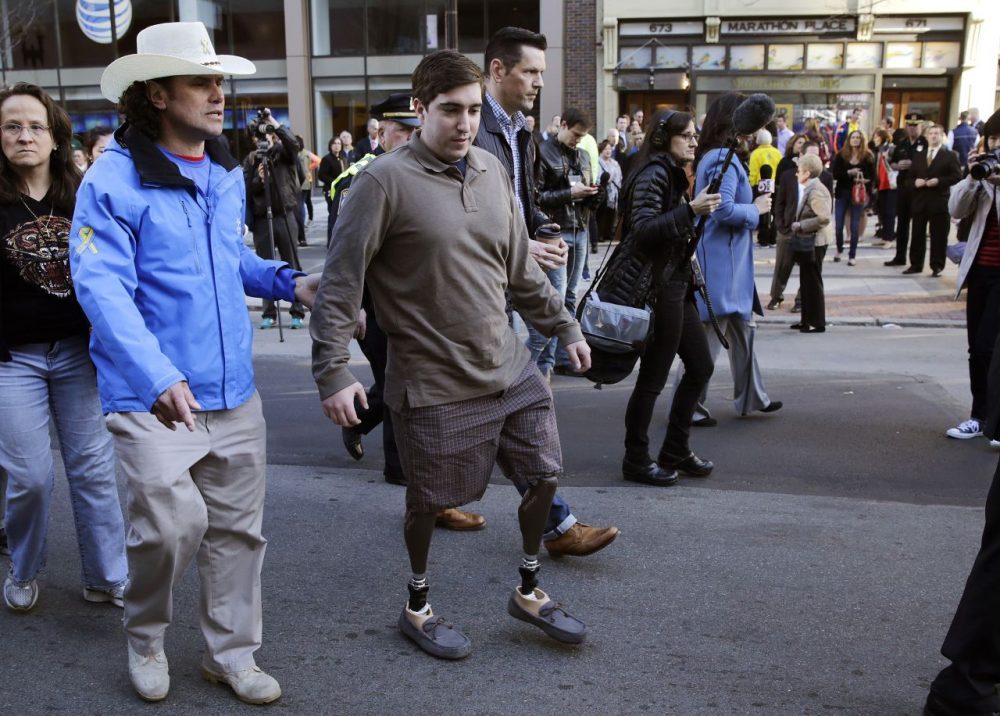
[0,216,994,714]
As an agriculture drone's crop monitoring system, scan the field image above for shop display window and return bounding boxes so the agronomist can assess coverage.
[885,42,922,69]
[922,42,961,69]
[845,43,882,69]
[768,44,804,70]
[729,45,765,70]
[691,45,725,70]
[807,44,843,70]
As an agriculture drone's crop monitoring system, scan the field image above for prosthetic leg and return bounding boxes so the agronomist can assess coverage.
[397,511,471,660]
[507,475,587,644]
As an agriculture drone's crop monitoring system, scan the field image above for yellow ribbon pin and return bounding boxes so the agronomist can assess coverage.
[76,227,97,255]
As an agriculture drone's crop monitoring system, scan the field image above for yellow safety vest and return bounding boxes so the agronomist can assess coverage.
[329,153,377,202]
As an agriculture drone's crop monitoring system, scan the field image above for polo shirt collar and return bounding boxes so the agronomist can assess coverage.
[410,131,487,174]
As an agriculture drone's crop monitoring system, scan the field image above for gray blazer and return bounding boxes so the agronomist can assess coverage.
[794,178,833,247]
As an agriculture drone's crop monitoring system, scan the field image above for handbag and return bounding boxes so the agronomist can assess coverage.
[880,151,898,190]
[579,291,652,355]
[851,174,868,206]
[787,232,816,252]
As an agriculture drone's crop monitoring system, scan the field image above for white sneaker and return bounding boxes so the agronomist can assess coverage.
[128,644,169,701]
[3,570,38,611]
[946,419,983,439]
[84,583,125,608]
[202,664,281,704]
[991,440,1000,448]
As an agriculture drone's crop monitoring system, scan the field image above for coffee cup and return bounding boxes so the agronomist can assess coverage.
[535,225,562,245]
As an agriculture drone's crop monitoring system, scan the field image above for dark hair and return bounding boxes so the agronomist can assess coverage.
[783,132,808,158]
[633,109,692,168]
[872,128,892,147]
[328,136,339,153]
[560,108,589,131]
[85,124,114,156]
[0,82,82,213]
[598,139,611,153]
[483,27,547,72]
[694,92,746,169]
[411,50,484,108]
[119,78,171,139]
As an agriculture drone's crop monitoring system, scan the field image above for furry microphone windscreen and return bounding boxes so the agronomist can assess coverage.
[733,94,776,137]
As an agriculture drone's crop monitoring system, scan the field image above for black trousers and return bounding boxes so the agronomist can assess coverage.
[891,188,914,263]
[624,279,714,463]
[251,209,305,319]
[792,246,826,329]
[910,209,950,272]
[965,267,1000,421]
[929,455,1000,712]
[355,288,403,481]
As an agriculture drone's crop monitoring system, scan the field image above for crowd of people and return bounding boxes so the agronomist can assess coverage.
[3,16,1000,715]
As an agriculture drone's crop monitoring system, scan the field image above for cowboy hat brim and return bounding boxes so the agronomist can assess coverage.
[101,54,257,102]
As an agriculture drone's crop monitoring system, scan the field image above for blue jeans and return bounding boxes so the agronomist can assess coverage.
[835,196,862,259]
[526,264,567,373]
[0,336,127,588]
[556,226,589,367]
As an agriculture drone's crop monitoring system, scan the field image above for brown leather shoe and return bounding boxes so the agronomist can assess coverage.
[435,508,486,531]
[544,523,619,558]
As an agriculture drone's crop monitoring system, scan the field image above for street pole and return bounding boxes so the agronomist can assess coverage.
[444,0,457,50]
[108,0,118,58]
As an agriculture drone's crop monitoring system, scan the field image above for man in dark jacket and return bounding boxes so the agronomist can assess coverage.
[242,113,306,328]
[904,124,962,276]
[951,111,979,173]
[537,108,601,361]
[474,26,618,559]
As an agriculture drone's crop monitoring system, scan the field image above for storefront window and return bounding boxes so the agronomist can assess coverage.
[313,0,366,56]
[367,0,426,54]
[768,44,804,70]
[807,44,843,70]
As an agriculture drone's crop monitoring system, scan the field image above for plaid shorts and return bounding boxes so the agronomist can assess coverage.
[390,360,563,512]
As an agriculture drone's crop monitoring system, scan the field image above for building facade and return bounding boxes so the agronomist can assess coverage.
[600,0,1000,137]
[2,0,998,156]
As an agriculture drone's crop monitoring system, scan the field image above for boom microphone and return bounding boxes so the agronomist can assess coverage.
[733,93,777,137]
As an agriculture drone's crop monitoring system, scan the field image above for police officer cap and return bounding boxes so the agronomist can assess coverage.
[904,112,924,125]
[371,93,420,127]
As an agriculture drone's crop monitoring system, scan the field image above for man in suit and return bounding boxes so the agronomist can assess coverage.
[350,117,383,162]
[885,114,929,267]
[904,124,962,276]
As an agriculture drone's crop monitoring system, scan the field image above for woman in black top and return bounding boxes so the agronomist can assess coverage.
[831,129,876,265]
[611,108,720,485]
[0,83,126,612]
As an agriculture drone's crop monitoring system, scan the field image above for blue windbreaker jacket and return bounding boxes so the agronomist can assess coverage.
[70,125,296,412]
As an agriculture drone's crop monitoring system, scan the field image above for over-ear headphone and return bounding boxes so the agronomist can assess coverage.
[648,110,677,149]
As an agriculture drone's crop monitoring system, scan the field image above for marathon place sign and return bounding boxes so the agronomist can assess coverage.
[721,18,855,35]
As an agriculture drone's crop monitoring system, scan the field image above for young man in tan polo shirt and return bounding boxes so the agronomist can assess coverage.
[310,50,592,659]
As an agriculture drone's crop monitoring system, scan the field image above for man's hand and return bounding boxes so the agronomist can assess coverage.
[914,178,927,189]
[294,273,321,308]
[926,177,939,187]
[564,340,592,373]
[354,307,367,340]
[791,221,801,233]
[321,382,368,426]
[570,183,599,200]
[529,238,568,271]
[152,381,201,432]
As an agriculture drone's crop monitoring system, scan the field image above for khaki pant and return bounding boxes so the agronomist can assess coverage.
[106,393,267,673]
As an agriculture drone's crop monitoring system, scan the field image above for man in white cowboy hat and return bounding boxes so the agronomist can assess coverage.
[69,21,319,704]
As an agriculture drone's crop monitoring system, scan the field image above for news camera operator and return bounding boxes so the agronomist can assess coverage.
[242,108,307,329]
[925,108,1000,716]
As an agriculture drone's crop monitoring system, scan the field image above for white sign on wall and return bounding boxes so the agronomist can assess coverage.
[722,18,856,35]
[620,21,704,36]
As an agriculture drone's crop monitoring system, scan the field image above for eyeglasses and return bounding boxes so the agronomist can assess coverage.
[678,132,699,143]
[1,122,51,138]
